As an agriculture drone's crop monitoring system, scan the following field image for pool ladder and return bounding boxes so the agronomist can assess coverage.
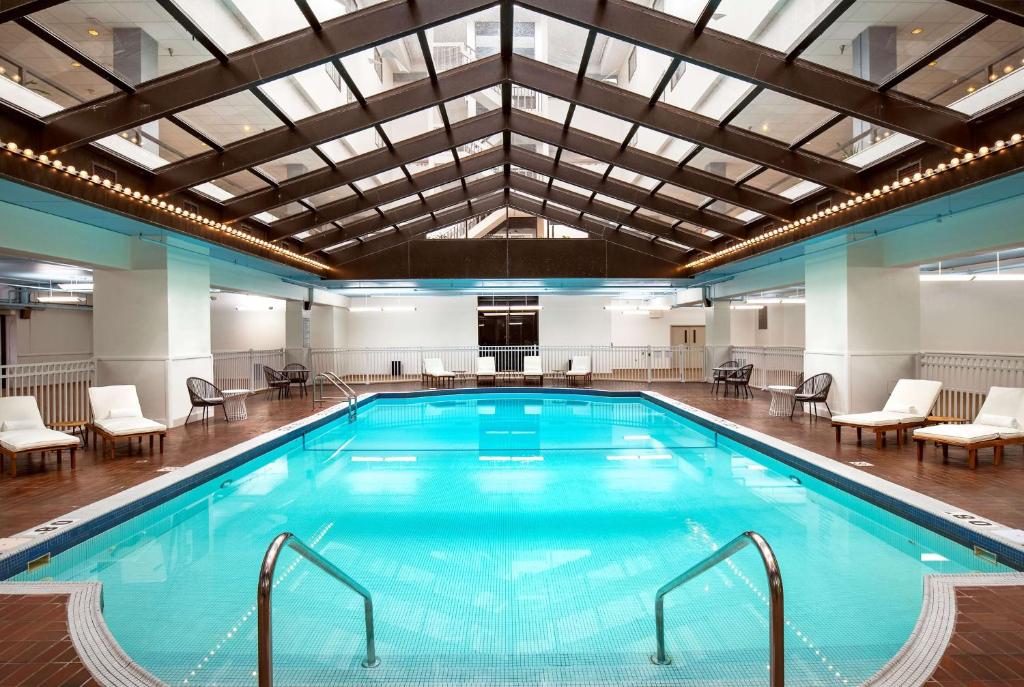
[257,532,378,687]
[312,371,358,421]
[651,531,784,687]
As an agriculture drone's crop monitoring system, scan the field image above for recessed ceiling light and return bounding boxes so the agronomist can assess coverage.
[70,62,81,68]
[911,27,923,35]
[242,124,251,132]
[87,28,99,36]
[928,61,937,67]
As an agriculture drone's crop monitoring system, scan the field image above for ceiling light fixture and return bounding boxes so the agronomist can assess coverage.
[911,27,923,35]
[87,28,99,36]
[37,295,86,304]
[57,282,93,292]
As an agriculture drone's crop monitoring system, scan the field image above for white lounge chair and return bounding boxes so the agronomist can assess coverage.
[566,356,592,387]
[477,356,496,385]
[422,358,455,388]
[88,385,167,459]
[0,396,79,477]
[831,379,943,449]
[523,356,544,386]
[914,387,1024,469]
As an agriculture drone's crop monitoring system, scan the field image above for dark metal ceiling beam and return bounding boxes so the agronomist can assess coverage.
[152,56,504,195]
[517,0,973,150]
[0,0,63,22]
[271,147,504,240]
[945,0,1024,27]
[152,0,229,63]
[508,146,748,240]
[302,174,505,253]
[510,109,794,220]
[784,0,856,62]
[693,0,723,34]
[15,18,135,93]
[509,55,862,193]
[222,109,504,221]
[39,0,498,152]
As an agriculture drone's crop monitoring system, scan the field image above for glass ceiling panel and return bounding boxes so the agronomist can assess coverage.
[195,169,269,201]
[29,0,213,86]
[464,167,503,184]
[728,89,837,144]
[293,224,336,241]
[256,149,327,183]
[380,105,443,144]
[310,0,390,22]
[569,105,632,141]
[678,221,721,239]
[379,195,419,213]
[511,133,555,156]
[895,22,1024,109]
[561,149,608,175]
[513,86,569,121]
[634,207,677,225]
[0,23,117,115]
[686,148,757,180]
[512,166,548,184]
[341,207,381,225]
[306,185,356,207]
[608,166,659,190]
[630,126,697,162]
[709,0,842,52]
[551,178,591,197]
[800,116,920,168]
[428,7,500,73]
[513,6,589,71]
[98,118,210,170]
[799,0,984,84]
[585,35,673,98]
[658,183,708,207]
[340,35,423,99]
[318,127,382,164]
[594,193,635,210]
[445,89,499,124]
[408,149,456,175]
[172,0,307,53]
[706,199,751,219]
[458,133,503,157]
[422,179,464,197]
[353,166,406,192]
[745,168,804,196]
[178,90,281,146]
[661,60,753,121]
[266,202,307,221]
[259,61,350,122]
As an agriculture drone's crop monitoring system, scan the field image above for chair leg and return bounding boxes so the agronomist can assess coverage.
[916,439,925,462]
[823,401,833,417]
[185,405,195,425]
[221,403,229,422]
[790,399,797,418]
[70,446,76,470]
[159,434,165,453]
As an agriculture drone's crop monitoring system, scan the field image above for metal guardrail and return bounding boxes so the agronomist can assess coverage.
[257,532,378,687]
[651,531,784,687]
[312,371,358,421]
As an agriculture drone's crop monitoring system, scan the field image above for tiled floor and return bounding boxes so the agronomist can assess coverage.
[1,381,1023,686]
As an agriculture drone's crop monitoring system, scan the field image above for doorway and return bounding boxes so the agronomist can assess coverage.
[671,325,705,347]
[478,296,539,370]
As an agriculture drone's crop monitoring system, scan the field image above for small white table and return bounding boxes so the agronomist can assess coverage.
[766,385,797,417]
[222,389,251,421]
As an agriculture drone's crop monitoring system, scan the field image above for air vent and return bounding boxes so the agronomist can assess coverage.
[92,163,116,183]
[897,161,922,180]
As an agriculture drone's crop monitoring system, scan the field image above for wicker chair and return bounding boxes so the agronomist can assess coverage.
[185,377,227,424]
[723,364,754,399]
[712,360,741,395]
[282,363,310,397]
[791,373,834,420]
[263,366,291,400]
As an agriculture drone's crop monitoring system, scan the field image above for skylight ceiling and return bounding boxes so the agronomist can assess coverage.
[0,0,1021,277]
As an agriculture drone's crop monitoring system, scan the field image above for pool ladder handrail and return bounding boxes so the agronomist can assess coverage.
[312,371,358,421]
[651,530,784,686]
[257,532,378,687]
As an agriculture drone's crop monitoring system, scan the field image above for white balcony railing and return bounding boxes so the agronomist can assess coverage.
[0,359,95,426]
[728,346,806,389]
[919,352,1024,419]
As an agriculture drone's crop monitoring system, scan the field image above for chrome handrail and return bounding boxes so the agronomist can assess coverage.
[257,532,378,687]
[312,371,358,420]
[651,531,784,686]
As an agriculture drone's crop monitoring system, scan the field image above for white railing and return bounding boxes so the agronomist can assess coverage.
[0,359,95,426]
[309,345,707,385]
[211,348,309,393]
[728,346,805,389]
[919,352,1024,418]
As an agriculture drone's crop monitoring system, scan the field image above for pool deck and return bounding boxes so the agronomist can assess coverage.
[1,381,1023,686]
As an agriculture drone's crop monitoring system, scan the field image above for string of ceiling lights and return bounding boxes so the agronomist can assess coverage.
[0,139,330,272]
[684,132,1024,271]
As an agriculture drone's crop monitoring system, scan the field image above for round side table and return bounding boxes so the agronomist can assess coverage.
[766,385,797,417]
[223,389,251,421]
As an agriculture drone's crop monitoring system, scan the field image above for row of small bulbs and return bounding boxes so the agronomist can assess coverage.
[0,139,329,272]
[684,132,1024,270]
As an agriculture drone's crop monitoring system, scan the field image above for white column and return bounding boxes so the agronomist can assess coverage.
[93,241,213,426]
[285,301,346,363]
[804,241,920,415]
[704,300,732,379]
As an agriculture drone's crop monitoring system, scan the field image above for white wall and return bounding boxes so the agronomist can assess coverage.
[730,304,806,348]
[210,292,287,352]
[15,308,93,363]
[538,296,610,345]
[345,296,478,348]
[609,307,705,346]
[920,281,1024,355]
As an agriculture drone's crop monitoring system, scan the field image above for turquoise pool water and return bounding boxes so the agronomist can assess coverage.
[15,393,1007,686]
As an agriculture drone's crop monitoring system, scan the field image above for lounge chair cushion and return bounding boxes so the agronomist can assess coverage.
[884,402,916,414]
[914,424,1002,443]
[566,370,589,377]
[107,407,139,419]
[0,428,79,452]
[2,419,38,432]
[882,379,943,416]
[93,417,167,437]
[477,357,496,375]
[976,413,1019,429]
[832,411,924,427]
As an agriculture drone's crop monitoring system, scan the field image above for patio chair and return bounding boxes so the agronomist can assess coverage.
[423,358,455,388]
[914,386,1024,469]
[832,379,941,447]
[88,385,167,459]
[791,373,834,421]
[712,360,741,395]
[283,363,310,397]
[566,356,592,387]
[523,356,544,386]
[723,364,754,399]
[185,377,227,425]
[0,396,79,477]
[477,356,496,386]
[263,366,291,399]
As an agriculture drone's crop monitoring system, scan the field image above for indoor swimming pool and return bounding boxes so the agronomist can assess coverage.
[9,392,1012,686]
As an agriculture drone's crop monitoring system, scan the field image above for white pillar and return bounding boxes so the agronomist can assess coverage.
[93,241,212,426]
[704,300,732,379]
[285,301,347,363]
[804,241,920,415]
